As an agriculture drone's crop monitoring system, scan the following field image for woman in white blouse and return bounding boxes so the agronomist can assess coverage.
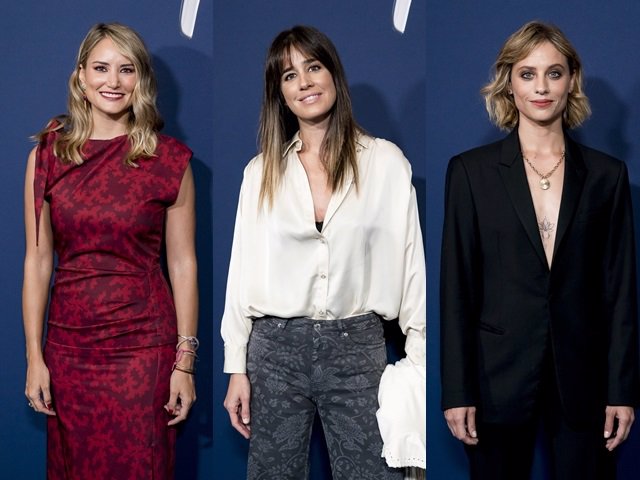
[222,25,426,479]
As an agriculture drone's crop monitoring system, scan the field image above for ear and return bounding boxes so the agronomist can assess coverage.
[78,66,86,87]
[569,71,576,94]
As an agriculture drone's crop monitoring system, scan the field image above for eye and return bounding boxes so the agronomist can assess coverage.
[308,63,322,72]
[548,70,562,79]
[520,71,534,80]
[93,65,107,72]
[120,67,135,74]
[282,72,296,82]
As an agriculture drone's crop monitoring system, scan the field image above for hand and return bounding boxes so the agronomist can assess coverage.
[165,369,196,426]
[224,373,251,439]
[444,406,478,445]
[25,359,56,416]
[604,405,635,451]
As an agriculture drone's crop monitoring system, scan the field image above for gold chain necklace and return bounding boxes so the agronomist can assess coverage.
[522,150,565,190]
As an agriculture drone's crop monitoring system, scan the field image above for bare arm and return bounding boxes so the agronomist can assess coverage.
[22,146,56,415]
[164,165,198,425]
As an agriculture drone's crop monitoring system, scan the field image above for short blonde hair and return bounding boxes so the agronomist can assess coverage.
[481,21,591,130]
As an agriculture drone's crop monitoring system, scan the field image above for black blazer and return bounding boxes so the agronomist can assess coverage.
[440,130,640,426]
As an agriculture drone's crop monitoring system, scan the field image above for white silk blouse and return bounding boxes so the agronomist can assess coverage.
[221,133,426,373]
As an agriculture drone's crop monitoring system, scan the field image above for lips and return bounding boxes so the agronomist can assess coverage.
[99,91,125,100]
[531,100,553,108]
[299,93,321,104]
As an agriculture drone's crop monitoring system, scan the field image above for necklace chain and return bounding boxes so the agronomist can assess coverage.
[522,150,565,190]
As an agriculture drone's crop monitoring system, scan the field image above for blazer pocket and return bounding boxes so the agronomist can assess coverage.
[477,321,505,335]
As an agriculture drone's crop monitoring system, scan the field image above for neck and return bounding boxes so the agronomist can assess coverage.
[90,111,129,140]
[517,119,565,155]
[298,122,328,156]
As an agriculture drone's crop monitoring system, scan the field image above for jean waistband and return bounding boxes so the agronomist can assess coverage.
[254,312,381,331]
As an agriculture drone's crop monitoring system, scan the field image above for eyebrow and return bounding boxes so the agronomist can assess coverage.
[516,63,566,70]
[90,60,135,68]
[282,57,317,73]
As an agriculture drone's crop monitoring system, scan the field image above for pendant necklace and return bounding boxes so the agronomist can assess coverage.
[522,150,565,190]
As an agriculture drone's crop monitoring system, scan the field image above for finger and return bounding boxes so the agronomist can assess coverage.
[605,409,633,451]
[226,401,250,439]
[606,434,624,451]
[449,416,469,441]
[603,408,615,439]
[41,386,56,414]
[168,395,195,426]
[26,389,45,414]
[461,435,479,446]
[240,394,251,426]
[165,390,179,417]
[467,408,478,439]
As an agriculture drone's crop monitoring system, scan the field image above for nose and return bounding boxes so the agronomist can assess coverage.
[106,70,120,89]
[298,71,313,90]
[534,77,549,95]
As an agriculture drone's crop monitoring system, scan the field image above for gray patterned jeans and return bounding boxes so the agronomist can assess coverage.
[246,313,403,480]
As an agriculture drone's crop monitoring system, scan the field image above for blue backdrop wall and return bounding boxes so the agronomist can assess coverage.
[426,2,640,479]
[0,1,213,478]
[212,1,425,478]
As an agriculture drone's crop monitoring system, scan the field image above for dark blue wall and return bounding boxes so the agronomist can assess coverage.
[212,1,425,478]
[1,1,213,477]
[426,2,640,479]
[9,1,639,479]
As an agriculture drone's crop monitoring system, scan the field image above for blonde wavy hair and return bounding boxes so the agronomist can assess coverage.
[258,25,362,208]
[35,23,163,166]
[481,21,591,130]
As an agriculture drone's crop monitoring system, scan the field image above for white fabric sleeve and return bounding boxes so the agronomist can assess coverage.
[220,180,254,373]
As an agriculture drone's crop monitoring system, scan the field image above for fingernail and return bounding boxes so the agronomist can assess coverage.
[604,431,610,438]
[242,417,250,424]
[471,431,477,438]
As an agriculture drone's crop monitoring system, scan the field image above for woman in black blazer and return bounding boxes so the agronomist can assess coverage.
[441,21,639,480]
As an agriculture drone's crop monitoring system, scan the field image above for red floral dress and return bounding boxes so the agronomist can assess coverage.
[34,128,192,479]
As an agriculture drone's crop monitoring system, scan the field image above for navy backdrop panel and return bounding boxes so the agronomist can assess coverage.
[0,1,213,478]
[212,1,425,478]
[427,2,640,479]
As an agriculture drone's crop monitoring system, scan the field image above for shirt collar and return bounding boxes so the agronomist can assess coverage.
[282,131,369,158]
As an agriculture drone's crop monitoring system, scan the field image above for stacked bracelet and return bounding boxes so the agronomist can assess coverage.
[172,365,195,375]
[177,335,199,352]
[173,339,199,375]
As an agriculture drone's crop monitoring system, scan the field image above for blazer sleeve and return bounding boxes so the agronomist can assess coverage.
[440,155,481,410]
[604,162,640,406]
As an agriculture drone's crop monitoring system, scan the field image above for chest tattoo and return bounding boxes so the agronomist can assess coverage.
[538,216,555,240]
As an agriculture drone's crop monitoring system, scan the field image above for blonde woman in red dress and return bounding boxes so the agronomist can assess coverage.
[22,23,198,479]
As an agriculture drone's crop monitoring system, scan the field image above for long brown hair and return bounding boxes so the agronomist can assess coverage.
[34,23,163,166]
[259,25,362,208]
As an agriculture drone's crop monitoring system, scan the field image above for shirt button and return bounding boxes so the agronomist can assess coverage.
[319,311,325,316]
[320,273,326,279]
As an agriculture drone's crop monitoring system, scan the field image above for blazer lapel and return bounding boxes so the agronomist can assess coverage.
[553,134,587,259]
[497,130,548,268]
